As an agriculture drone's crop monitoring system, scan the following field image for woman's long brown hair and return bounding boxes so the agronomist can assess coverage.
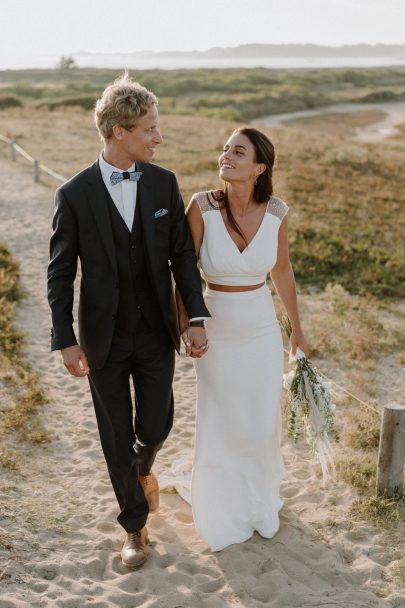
[212,127,275,247]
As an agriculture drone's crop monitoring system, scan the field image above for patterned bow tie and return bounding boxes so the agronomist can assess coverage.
[110,170,142,186]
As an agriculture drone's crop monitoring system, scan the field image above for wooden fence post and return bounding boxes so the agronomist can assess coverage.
[377,403,405,498]
[10,140,16,161]
[33,160,40,182]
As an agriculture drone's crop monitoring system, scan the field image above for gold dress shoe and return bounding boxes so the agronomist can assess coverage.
[139,471,159,514]
[121,527,150,568]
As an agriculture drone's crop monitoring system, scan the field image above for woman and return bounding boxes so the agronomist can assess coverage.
[177,127,309,551]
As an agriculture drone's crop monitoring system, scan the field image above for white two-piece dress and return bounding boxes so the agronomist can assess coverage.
[161,190,289,551]
[191,190,289,551]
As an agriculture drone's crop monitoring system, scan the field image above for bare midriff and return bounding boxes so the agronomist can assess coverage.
[206,281,265,292]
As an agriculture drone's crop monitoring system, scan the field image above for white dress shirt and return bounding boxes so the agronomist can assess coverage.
[99,153,138,231]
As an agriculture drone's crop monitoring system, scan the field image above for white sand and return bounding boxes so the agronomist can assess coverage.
[0,156,403,607]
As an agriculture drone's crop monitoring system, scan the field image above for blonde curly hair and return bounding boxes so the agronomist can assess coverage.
[94,72,158,140]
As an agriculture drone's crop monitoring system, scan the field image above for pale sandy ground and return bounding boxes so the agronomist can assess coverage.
[352,109,405,142]
[0,155,404,608]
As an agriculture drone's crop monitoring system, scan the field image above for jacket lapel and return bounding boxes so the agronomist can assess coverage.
[85,160,118,278]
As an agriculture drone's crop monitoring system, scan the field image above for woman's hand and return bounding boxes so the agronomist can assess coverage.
[290,328,310,358]
[181,327,209,358]
[181,329,192,356]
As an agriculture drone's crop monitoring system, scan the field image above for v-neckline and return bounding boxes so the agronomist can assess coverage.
[218,199,270,254]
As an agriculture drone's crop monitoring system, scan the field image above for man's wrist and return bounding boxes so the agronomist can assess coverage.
[188,320,205,328]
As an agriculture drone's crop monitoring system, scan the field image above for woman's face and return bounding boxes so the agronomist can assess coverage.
[218,132,262,185]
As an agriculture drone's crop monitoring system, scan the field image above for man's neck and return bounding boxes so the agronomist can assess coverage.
[102,147,136,171]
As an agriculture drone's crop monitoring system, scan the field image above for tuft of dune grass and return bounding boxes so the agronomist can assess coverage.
[0,242,50,472]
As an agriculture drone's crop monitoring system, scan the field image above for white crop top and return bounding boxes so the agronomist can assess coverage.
[193,190,289,286]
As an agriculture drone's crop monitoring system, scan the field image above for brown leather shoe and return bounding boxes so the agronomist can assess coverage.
[139,471,159,514]
[121,527,150,568]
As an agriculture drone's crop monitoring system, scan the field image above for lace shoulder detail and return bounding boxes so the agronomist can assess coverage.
[266,196,289,222]
[192,191,222,215]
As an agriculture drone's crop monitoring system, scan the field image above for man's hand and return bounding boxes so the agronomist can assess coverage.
[181,327,209,358]
[61,345,89,377]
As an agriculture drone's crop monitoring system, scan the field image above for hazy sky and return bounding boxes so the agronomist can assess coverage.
[2,0,405,67]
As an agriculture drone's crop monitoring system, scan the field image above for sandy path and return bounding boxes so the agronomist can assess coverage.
[253,101,405,143]
[0,155,402,608]
[352,108,405,142]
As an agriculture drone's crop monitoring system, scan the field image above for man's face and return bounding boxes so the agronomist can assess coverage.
[119,105,163,163]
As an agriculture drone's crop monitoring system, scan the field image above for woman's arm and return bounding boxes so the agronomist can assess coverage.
[185,197,205,257]
[270,217,309,356]
[176,198,206,354]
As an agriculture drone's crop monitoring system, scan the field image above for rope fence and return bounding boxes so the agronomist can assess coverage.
[1,132,404,498]
[0,134,66,183]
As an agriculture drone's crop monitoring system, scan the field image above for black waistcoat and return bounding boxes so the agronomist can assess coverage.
[105,189,164,332]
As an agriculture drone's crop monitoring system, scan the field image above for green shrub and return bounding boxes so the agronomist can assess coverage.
[0,95,22,109]
[39,95,97,110]
[290,229,404,298]
[358,90,405,103]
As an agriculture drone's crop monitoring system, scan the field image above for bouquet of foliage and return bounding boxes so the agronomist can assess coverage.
[280,316,338,485]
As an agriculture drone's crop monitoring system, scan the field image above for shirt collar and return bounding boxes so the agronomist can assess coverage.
[99,153,136,181]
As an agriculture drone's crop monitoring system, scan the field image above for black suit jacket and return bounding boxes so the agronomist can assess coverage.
[47,159,210,368]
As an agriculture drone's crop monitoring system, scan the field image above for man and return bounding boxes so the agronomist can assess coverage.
[48,73,210,568]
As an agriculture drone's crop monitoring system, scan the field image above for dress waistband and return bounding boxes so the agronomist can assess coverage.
[204,284,271,300]
[205,281,265,293]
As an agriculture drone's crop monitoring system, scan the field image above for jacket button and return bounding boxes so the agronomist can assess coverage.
[137,305,141,310]
[112,314,116,320]
[115,282,119,288]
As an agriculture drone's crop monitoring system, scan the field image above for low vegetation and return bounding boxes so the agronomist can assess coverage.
[0,105,403,299]
[0,66,405,120]
[0,243,49,471]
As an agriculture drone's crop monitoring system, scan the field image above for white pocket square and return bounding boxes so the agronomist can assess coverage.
[154,208,168,218]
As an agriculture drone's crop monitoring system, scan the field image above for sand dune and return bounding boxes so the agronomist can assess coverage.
[0,156,403,607]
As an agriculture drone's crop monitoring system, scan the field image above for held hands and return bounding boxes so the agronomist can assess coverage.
[61,345,90,377]
[181,327,209,358]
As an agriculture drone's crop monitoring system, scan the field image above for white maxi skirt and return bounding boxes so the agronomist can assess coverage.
[192,285,284,551]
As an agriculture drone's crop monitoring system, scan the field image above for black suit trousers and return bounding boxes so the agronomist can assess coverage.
[88,319,175,532]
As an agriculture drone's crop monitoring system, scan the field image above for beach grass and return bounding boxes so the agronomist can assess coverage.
[0,243,50,472]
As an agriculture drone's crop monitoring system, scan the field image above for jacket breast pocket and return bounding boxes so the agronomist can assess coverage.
[154,212,170,241]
